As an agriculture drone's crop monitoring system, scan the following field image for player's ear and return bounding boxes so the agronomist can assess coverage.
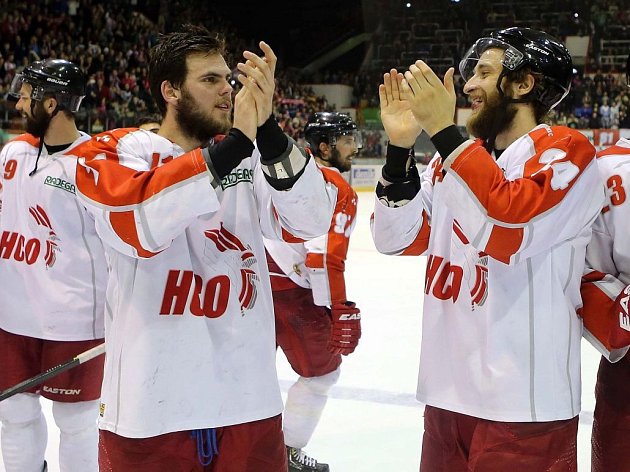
[514,72,535,98]
[319,142,330,157]
[161,81,180,107]
[43,96,58,115]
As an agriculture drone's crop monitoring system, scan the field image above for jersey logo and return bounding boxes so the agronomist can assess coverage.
[339,313,361,321]
[0,205,60,268]
[221,168,254,190]
[425,251,489,309]
[449,222,489,309]
[469,254,489,309]
[29,205,60,269]
[204,223,259,313]
[44,176,76,194]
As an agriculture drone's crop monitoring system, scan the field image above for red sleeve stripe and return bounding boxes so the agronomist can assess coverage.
[483,225,524,264]
[280,227,306,244]
[400,212,431,256]
[108,211,159,258]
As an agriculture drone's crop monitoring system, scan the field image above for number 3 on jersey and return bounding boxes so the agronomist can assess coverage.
[607,174,626,207]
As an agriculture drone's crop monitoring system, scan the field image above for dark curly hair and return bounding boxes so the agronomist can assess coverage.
[149,24,226,115]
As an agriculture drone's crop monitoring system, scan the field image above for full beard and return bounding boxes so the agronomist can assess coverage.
[331,148,352,173]
[466,91,517,144]
[176,89,231,143]
[25,103,51,138]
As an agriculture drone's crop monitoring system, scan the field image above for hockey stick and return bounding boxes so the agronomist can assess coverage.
[0,342,105,402]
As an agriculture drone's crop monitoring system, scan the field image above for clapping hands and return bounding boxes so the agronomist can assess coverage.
[401,61,457,137]
[236,41,277,126]
[379,68,423,148]
[379,61,457,146]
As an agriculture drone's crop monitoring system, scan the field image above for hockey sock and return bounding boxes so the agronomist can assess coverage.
[283,368,341,448]
[0,393,48,472]
[52,399,99,472]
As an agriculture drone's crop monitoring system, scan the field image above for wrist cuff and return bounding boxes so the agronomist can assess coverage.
[384,144,413,180]
[257,115,288,161]
[202,128,254,182]
[430,125,466,161]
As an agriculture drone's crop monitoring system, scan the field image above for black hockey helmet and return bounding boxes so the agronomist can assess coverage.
[459,27,573,110]
[9,59,86,112]
[304,112,362,152]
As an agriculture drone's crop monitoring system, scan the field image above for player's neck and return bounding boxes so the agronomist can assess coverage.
[43,115,80,146]
[494,108,538,150]
[158,118,203,152]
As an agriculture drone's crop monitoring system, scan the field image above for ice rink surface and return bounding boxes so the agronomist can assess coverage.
[1,191,602,471]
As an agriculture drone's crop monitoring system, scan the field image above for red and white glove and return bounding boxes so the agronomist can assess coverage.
[328,301,361,356]
[610,285,630,349]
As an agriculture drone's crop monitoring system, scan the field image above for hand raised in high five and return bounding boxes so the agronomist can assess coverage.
[379,68,423,148]
[236,41,277,126]
[402,61,456,137]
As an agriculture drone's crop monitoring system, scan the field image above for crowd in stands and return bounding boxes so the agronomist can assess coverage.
[0,0,629,157]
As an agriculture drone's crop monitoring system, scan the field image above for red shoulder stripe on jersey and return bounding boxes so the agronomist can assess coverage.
[597,143,630,158]
[76,146,208,208]
[449,128,596,225]
[108,211,160,258]
[8,133,39,147]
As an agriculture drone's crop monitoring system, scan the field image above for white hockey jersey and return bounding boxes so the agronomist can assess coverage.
[72,128,335,438]
[0,132,106,341]
[264,166,356,306]
[372,125,604,422]
[581,138,630,361]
